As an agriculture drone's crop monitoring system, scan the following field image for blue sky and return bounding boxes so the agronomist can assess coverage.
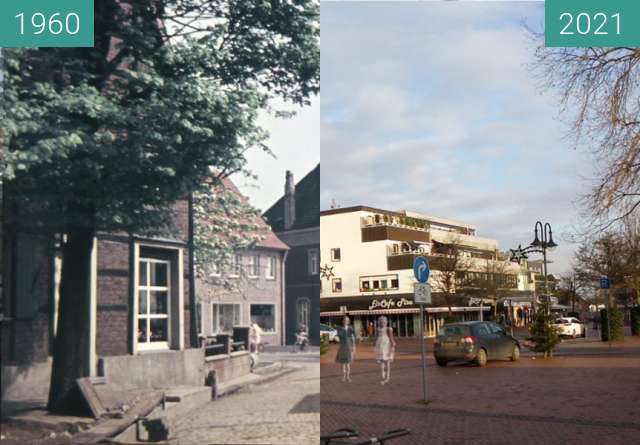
[321,1,594,275]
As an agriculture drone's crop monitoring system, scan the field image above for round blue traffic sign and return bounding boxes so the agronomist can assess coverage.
[413,256,430,283]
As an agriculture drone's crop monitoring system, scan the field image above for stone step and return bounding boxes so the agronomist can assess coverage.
[136,386,212,442]
[252,361,283,375]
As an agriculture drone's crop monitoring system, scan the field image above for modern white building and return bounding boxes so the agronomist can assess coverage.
[320,206,523,337]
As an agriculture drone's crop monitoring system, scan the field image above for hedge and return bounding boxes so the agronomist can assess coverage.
[600,308,625,341]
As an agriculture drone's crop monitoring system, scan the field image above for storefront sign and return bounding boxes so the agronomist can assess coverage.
[368,297,414,311]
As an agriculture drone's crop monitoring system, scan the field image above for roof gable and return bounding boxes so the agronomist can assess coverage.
[263,164,319,232]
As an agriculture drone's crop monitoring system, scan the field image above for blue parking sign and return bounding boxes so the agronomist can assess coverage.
[600,277,610,289]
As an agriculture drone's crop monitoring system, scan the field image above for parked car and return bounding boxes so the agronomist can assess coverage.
[320,323,339,343]
[433,321,520,367]
[552,317,586,338]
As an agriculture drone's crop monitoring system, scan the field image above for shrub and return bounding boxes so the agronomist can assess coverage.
[320,334,329,355]
[443,314,457,324]
[630,307,640,337]
[527,307,561,357]
[600,308,625,341]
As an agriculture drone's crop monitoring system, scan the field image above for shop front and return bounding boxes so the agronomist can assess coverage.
[320,294,489,338]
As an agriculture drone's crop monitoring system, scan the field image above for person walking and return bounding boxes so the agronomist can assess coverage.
[336,315,356,382]
[367,321,375,340]
[375,316,396,385]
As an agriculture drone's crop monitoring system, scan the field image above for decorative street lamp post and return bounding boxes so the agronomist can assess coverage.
[509,221,558,313]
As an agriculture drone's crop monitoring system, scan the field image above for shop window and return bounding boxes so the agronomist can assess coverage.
[332,278,342,293]
[373,280,380,289]
[251,304,275,332]
[212,303,240,333]
[380,279,388,289]
[390,278,399,289]
[361,280,370,291]
[331,248,341,261]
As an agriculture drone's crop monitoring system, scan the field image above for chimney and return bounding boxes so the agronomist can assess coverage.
[284,170,296,230]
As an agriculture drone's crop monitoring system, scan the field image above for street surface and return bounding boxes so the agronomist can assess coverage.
[172,358,319,444]
[321,335,640,445]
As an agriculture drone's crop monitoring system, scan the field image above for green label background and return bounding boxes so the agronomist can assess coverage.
[0,0,94,48]
[546,0,640,47]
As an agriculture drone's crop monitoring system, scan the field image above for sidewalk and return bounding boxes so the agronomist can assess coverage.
[321,336,640,445]
[1,355,297,444]
[172,361,319,444]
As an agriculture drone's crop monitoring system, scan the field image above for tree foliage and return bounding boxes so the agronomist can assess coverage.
[526,303,561,357]
[430,236,469,314]
[533,47,640,229]
[573,216,640,307]
[1,0,319,234]
[192,176,268,294]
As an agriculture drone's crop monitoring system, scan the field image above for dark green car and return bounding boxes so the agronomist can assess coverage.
[433,321,520,367]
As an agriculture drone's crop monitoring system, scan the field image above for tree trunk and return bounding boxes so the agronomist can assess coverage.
[47,228,94,413]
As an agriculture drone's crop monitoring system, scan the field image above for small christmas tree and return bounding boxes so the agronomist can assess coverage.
[527,303,561,357]
[320,334,329,355]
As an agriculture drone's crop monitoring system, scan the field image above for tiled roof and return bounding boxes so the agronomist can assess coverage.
[216,176,289,251]
[263,164,320,232]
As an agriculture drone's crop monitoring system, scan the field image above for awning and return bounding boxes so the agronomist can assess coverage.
[321,306,490,317]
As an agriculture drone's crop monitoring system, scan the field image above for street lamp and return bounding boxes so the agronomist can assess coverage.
[509,221,558,312]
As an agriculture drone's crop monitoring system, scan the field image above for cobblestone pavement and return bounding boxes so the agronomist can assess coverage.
[172,361,319,445]
[321,337,640,445]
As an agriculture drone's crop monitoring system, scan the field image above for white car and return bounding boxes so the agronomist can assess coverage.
[320,323,339,343]
[553,317,586,338]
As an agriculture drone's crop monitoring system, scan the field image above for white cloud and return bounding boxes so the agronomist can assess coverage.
[321,1,592,275]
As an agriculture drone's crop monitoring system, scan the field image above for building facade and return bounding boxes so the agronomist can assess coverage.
[197,178,289,346]
[320,206,522,337]
[264,165,320,345]
[1,198,194,375]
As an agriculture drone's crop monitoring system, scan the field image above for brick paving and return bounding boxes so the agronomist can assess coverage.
[321,337,640,445]
[172,361,319,445]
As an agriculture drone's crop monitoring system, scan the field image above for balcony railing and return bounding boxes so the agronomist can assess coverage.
[361,214,429,232]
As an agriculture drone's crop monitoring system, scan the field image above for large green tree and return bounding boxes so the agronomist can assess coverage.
[1,0,318,412]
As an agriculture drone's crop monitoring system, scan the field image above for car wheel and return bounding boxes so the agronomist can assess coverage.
[510,345,520,361]
[473,348,487,367]
[436,358,448,367]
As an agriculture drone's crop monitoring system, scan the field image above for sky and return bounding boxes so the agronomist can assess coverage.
[320,1,595,276]
[231,97,320,214]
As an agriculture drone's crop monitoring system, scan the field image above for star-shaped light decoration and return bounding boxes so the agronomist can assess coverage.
[320,264,335,281]
[509,244,528,264]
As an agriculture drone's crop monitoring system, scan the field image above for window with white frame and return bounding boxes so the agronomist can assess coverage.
[230,254,242,277]
[247,255,260,278]
[137,258,170,349]
[307,248,319,275]
[251,304,275,332]
[330,248,341,261]
[212,303,240,334]
[332,278,342,293]
[266,256,276,280]
[297,298,310,329]
[211,261,221,277]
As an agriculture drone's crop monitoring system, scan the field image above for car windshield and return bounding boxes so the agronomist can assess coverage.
[438,325,470,337]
